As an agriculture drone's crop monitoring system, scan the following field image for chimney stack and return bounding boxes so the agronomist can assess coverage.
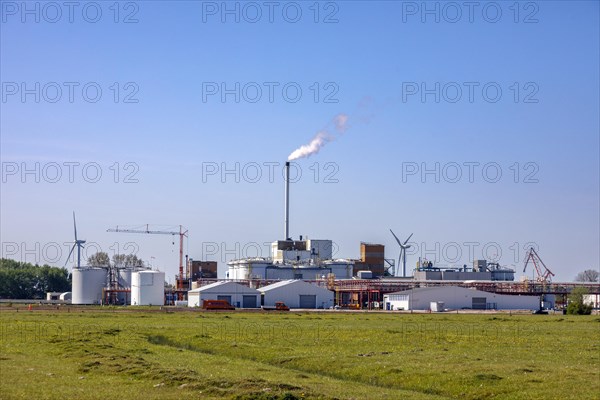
[284,161,290,240]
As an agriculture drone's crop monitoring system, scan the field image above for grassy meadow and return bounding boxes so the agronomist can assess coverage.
[0,306,598,399]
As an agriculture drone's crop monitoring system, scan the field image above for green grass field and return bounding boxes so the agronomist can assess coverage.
[1,306,598,399]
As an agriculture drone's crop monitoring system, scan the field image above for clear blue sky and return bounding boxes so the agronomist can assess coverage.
[1,1,598,282]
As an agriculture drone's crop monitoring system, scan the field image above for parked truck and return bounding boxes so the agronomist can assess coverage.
[202,299,235,310]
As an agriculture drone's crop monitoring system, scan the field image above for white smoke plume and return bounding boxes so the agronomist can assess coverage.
[287,113,349,161]
[334,113,349,133]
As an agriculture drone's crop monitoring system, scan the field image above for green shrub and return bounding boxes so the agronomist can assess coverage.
[566,287,593,315]
[566,301,592,315]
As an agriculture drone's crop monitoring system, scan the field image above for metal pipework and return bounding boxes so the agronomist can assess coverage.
[284,161,290,240]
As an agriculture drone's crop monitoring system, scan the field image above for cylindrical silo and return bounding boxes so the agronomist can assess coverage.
[72,267,108,304]
[131,271,165,306]
[117,268,133,304]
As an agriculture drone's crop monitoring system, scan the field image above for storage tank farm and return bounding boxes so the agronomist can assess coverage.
[66,212,168,305]
[71,265,162,305]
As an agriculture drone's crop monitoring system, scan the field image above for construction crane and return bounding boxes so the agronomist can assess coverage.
[523,247,555,283]
[107,225,188,298]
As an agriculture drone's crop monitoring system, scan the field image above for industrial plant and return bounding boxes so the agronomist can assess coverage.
[62,162,600,312]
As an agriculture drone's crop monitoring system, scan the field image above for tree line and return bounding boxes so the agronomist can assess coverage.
[0,259,71,299]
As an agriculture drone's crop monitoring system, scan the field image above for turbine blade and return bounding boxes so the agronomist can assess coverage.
[65,244,76,267]
[73,211,78,241]
[390,229,402,246]
[403,233,413,246]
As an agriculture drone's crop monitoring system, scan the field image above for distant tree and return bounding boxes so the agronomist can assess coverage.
[575,269,600,283]
[0,259,70,299]
[87,252,110,267]
[566,287,593,315]
[112,254,144,268]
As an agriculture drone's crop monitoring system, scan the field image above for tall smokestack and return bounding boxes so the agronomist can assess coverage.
[284,161,290,240]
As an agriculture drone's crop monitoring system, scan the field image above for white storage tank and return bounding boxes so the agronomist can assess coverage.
[131,271,165,306]
[72,267,107,305]
[117,268,133,304]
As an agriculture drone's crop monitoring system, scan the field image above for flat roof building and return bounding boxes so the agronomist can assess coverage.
[260,279,334,309]
[383,286,540,311]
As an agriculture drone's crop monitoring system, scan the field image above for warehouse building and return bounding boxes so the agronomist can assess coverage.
[187,281,260,308]
[383,286,540,311]
[260,280,334,309]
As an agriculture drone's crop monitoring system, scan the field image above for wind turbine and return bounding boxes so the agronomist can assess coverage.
[390,229,413,277]
[65,212,86,269]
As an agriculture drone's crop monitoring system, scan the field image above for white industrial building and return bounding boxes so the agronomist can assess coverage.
[383,286,540,311]
[227,258,353,280]
[260,280,334,309]
[227,239,354,281]
[583,294,600,309]
[131,271,165,306]
[187,281,260,308]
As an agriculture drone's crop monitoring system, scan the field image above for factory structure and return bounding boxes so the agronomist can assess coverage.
[61,163,599,311]
[227,163,355,281]
[227,238,353,280]
[218,161,534,311]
